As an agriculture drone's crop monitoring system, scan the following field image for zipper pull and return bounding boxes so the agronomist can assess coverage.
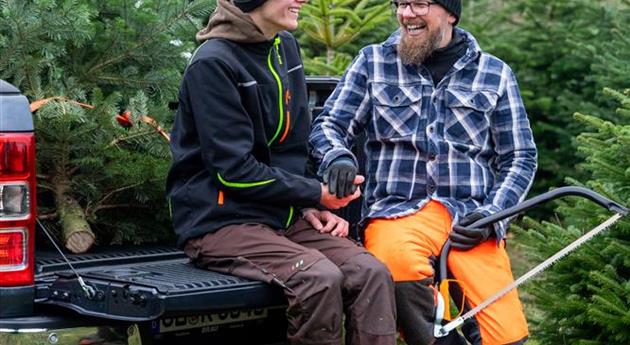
[218,190,224,206]
[274,37,282,65]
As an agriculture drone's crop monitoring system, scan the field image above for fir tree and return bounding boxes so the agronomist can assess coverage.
[513,88,630,344]
[467,0,630,198]
[298,0,394,75]
[0,0,214,252]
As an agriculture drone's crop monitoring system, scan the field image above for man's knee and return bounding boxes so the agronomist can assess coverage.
[344,253,392,284]
[374,246,435,282]
[365,256,392,281]
[318,263,344,293]
[340,253,395,303]
[288,258,343,296]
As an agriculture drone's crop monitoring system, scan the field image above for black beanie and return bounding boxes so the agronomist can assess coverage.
[233,0,268,12]
[433,0,461,25]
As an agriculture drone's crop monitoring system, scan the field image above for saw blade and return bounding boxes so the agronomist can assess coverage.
[436,212,624,337]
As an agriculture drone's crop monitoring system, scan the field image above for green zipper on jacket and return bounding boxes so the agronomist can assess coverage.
[265,37,293,228]
[217,173,276,188]
[285,206,294,228]
[219,173,293,228]
[267,36,284,146]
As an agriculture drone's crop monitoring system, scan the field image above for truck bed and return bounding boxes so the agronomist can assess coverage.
[33,246,286,321]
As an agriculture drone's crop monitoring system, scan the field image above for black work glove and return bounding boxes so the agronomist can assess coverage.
[323,157,358,198]
[449,212,495,250]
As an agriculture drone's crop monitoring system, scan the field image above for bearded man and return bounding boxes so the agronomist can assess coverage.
[309,1,537,344]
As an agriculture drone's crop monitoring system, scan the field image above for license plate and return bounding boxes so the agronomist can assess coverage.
[153,309,268,334]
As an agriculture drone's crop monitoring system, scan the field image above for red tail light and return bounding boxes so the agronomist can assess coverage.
[0,139,29,175]
[0,228,26,266]
[0,133,36,287]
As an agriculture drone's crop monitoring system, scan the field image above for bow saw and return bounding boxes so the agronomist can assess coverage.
[433,186,629,338]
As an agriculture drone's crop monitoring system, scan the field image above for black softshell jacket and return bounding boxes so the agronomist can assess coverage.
[167,31,321,248]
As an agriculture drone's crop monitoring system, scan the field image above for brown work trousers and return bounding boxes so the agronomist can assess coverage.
[184,218,397,345]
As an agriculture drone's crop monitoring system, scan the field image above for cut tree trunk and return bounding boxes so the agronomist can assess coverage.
[57,195,95,253]
[53,173,95,254]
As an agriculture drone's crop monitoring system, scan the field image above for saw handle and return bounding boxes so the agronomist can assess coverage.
[439,186,628,283]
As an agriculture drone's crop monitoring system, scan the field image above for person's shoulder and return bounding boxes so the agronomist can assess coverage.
[353,43,389,63]
[278,31,300,52]
[278,30,297,42]
[475,50,516,78]
[359,43,385,54]
[188,38,239,67]
[479,51,510,68]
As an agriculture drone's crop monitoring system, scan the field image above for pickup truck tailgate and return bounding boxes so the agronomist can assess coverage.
[34,247,286,321]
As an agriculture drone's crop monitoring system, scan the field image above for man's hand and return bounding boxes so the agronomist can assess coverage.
[320,175,364,209]
[449,212,495,250]
[302,208,350,237]
[323,157,358,198]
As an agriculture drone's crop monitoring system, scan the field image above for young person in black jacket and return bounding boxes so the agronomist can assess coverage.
[166,0,396,344]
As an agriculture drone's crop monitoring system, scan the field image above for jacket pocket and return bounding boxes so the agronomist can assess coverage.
[372,83,422,140]
[444,89,499,149]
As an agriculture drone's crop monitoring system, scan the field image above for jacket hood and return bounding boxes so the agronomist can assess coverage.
[196,0,268,43]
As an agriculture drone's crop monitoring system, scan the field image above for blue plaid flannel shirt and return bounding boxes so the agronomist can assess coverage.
[309,28,537,239]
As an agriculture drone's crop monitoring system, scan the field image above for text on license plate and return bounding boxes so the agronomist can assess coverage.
[156,309,268,333]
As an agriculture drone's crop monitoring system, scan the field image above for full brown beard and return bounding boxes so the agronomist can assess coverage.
[398,25,443,66]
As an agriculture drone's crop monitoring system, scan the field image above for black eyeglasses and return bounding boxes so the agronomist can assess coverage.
[390,0,434,16]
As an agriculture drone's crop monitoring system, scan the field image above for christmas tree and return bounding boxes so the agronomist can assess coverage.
[513,88,629,344]
[468,0,629,198]
[0,0,214,253]
[298,0,394,75]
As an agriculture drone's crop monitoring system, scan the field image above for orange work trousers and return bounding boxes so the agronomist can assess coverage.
[365,200,528,345]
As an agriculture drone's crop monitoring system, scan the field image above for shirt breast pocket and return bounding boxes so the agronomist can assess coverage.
[444,89,499,149]
[372,84,422,140]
